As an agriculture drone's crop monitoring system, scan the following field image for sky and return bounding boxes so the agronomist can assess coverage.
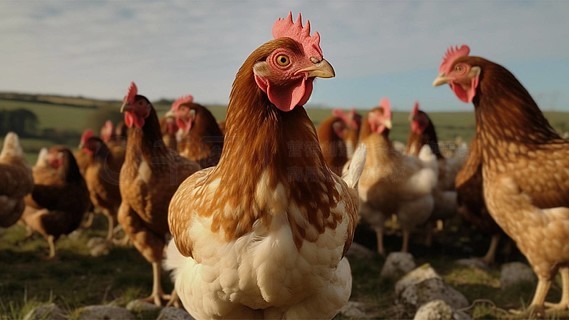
[1,0,568,112]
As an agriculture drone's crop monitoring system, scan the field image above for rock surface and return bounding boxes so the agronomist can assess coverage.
[500,262,536,289]
[76,305,135,320]
[380,252,416,280]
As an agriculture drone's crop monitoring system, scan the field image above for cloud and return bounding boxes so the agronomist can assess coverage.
[0,1,568,110]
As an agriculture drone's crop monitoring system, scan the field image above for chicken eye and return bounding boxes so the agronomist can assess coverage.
[275,55,290,67]
[455,64,466,73]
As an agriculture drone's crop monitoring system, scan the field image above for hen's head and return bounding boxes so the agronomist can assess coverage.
[410,101,429,134]
[433,45,481,103]
[252,12,335,112]
[120,82,151,128]
[100,120,114,142]
[81,136,108,157]
[170,95,196,134]
[368,98,393,136]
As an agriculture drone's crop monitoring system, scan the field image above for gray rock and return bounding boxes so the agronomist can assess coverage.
[413,300,472,320]
[339,301,368,318]
[380,252,416,280]
[399,278,469,311]
[23,303,67,320]
[76,305,135,320]
[126,300,161,319]
[500,262,536,289]
[157,307,194,320]
[345,242,375,259]
[395,263,441,296]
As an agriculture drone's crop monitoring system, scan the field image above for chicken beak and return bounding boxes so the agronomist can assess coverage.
[120,103,131,113]
[384,119,393,129]
[165,109,175,118]
[297,59,335,79]
[433,73,450,87]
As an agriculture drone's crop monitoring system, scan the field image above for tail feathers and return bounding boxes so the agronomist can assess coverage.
[342,143,366,188]
[163,239,185,281]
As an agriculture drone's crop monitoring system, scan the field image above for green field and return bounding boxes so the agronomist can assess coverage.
[2,93,567,165]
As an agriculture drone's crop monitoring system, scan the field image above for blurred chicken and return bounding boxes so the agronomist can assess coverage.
[100,120,126,164]
[159,111,179,150]
[332,108,362,158]
[81,136,123,240]
[165,12,362,319]
[406,101,467,243]
[358,98,438,255]
[0,132,34,228]
[433,44,569,316]
[22,146,90,258]
[118,82,200,305]
[75,129,94,175]
[171,95,224,168]
[454,137,505,264]
[317,113,348,175]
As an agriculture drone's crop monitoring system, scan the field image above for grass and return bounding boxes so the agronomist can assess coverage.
[0,216,172,319]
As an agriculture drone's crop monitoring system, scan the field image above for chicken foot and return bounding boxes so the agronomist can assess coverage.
[509,278,550,317]
[544,268,569,311]
[141,262,173,306]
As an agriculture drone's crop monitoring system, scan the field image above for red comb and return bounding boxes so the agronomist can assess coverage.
[411,101,420,116]
[171,95,194,111]
[439,45,470,74]
[81,129,94,144]
[379,97,392,119]
[124,81,138,105]
[273,12,323,59]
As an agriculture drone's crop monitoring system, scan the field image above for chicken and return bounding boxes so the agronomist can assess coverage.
[22,146,90,258]
[118,82,200,306]
[332,108,362,158]
[75,129,94,175]
[81,136,123,240]
[317,113,348,176]
[405,101,467,242]
[358,98,438,255]
[159,110,179,151]
[433,44,569,316]
[0,132,34,228]
[165,12,363,319]
[454,137,505,264]
[100,120,127,164]
[170,95,224,168]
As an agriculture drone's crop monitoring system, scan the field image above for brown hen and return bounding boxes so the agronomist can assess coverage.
[118,82,200,306]
[434,44,569,316]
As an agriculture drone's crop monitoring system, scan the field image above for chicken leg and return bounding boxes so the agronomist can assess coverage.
[544,268,569,311]
[511,278,550,317]
[143,262,172,306]
[374,227,385,255]
[481,233,500,265]
[47,235,56,259]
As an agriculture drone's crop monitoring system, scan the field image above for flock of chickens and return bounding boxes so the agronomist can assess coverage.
[1,12,569,319]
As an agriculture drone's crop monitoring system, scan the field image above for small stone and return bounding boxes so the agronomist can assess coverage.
[414,299,472,320]
[500,262,536,289]
[157,307,195,320]
[76,305,135,320]
[23,303,67,320]
[380,252,416,280]
[395,263,441,296]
